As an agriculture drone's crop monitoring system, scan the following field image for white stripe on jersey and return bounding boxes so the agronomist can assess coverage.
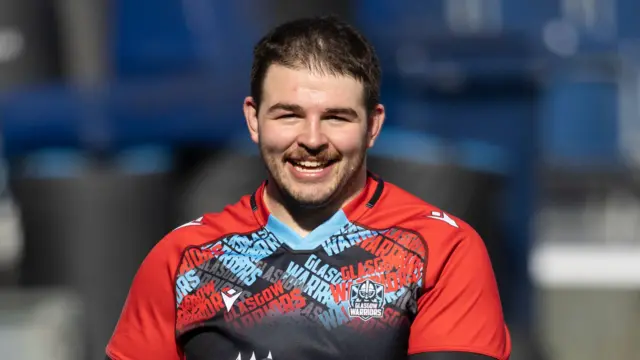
[174,216,204,230]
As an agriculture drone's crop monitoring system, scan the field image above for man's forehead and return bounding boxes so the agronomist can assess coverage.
[261,65,367,112]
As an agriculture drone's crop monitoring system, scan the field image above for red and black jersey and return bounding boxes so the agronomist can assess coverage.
[106,174,511,360]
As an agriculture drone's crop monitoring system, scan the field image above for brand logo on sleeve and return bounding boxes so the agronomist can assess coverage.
[427,211,458,228]
[221,288,242,312]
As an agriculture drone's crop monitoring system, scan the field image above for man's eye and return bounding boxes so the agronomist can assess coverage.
[326,116,348,121]
[277,114,297,119]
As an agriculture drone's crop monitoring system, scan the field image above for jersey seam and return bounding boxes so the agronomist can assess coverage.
[420,224,466,293]
[408,345,504,359]
[345,174,384,225]
[105,346,122,360]
[414,227,430,293]
[349,220,430,312]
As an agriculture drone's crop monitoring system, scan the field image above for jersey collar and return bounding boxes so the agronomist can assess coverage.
[250,172,385,227]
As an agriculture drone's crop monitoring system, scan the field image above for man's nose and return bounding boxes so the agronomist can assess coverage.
[297,118,328,151]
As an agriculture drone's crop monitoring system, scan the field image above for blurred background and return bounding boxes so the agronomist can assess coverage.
[0,0,638,359]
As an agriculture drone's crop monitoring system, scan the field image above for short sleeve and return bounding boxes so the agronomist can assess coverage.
[106,239,182,360]
[408,229,511,360]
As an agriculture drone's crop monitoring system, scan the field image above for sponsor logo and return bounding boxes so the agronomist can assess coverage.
[348,279,385,321]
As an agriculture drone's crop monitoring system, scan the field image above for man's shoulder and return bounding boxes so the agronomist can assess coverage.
[363,180,475,241]
[362,180,487,278]
[155,193,262,258]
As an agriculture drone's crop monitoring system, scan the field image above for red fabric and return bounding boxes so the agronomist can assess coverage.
[408,226,510,359]
[365,182,510,359]
[106,235,183,360]
[106,194,260,360]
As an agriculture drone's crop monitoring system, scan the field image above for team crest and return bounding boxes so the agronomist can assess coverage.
[348,279,385,321]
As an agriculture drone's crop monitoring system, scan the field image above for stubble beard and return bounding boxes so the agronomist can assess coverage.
[260,145,366,211]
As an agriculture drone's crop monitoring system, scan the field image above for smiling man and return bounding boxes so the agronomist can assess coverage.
[106,16,511,360]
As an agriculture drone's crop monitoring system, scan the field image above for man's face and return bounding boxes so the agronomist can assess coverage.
[244,64,384,208]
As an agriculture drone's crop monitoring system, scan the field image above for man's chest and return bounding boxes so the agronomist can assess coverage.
[175,226,427,360]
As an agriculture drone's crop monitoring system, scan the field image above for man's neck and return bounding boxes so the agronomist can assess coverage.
[264,170,367,237]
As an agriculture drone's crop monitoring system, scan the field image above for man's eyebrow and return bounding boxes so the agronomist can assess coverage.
[265,103,359,118]
[324,107,358,118]
[266,102,304,114]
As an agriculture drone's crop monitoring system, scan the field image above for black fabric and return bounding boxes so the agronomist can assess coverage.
[177,226,424,360]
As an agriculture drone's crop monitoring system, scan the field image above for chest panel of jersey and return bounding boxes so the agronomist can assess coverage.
[175,221,427,360]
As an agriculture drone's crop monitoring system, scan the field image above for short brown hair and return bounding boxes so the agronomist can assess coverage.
[250,15,381,113]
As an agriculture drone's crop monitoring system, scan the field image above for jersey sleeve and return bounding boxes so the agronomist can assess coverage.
[106,238,182,360]
[408,227,511,360]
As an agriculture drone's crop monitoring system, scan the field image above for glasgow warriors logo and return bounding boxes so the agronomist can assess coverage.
[348,279,385,321]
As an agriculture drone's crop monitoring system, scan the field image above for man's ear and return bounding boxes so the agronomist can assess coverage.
[243,96,259,144]
[367,104,385,148]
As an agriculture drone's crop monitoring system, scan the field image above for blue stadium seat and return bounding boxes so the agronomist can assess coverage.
[111,0,262,81]
[540,66,620,167]
[502,0,558,37]
[356,0,554,44]
[617,0,640,40]
[111,0,199,77]
[0,78,246,157]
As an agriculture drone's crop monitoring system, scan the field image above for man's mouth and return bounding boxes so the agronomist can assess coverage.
[288,159,336,173]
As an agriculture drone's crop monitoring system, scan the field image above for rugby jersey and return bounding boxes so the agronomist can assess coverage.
[106,174,511,360]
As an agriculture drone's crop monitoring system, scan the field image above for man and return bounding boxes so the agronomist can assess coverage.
[106,16,511,360]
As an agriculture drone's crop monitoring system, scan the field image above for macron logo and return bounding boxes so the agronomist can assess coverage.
[221,288,242,312]
[427,211,458,228]
[174,217,203,230]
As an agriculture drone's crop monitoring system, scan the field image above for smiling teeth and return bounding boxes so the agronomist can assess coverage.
[297,161,325,168]
[295,166,323,173]
[293,160,327,173]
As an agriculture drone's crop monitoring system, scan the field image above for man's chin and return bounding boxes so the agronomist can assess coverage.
[270,172,347,210]
[285,191,334,209]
